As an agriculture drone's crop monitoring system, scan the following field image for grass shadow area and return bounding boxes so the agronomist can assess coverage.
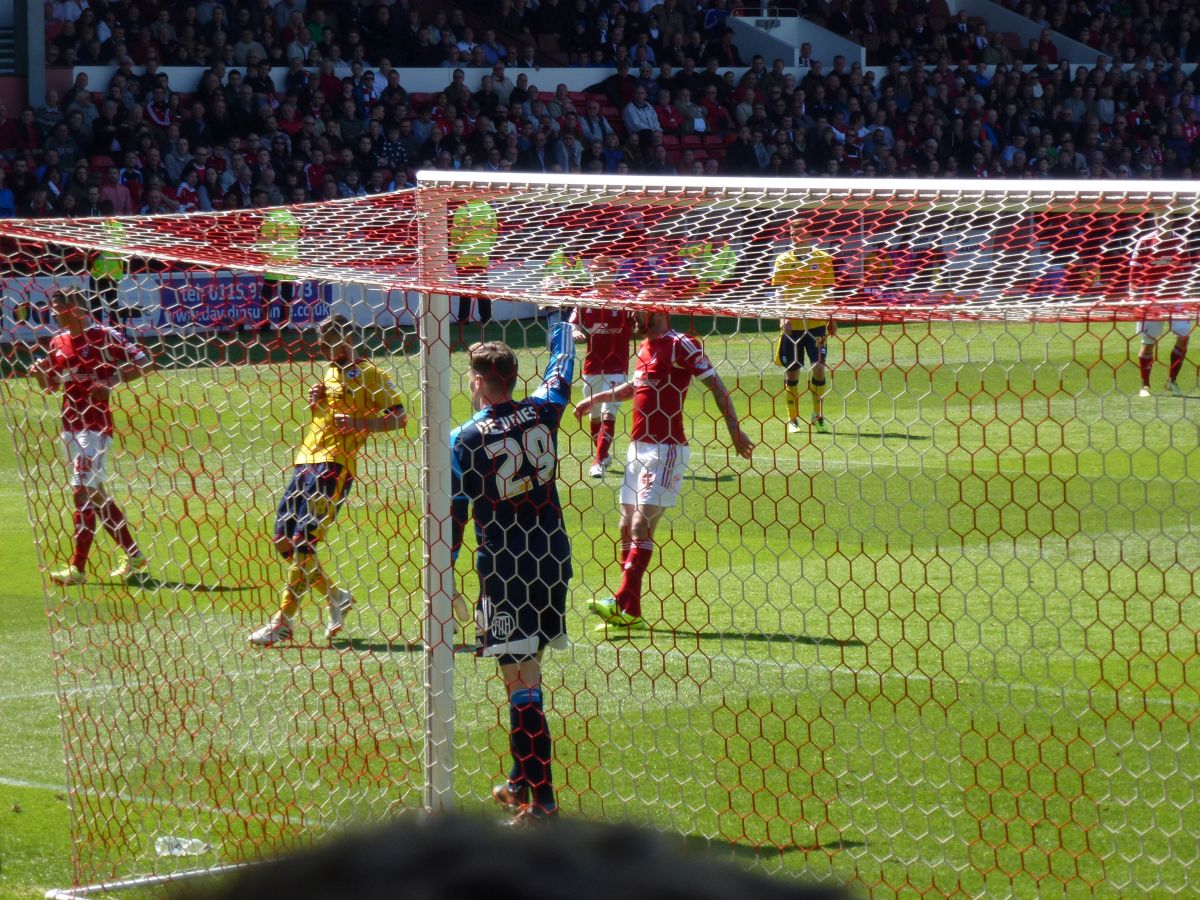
[681,833,867,860]
[118,576,256,593]
[332,638,424,654]
[840,430,931,441]
[661,628,865,649]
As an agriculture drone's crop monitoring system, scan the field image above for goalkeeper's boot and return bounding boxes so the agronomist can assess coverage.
[1166,380,1183,397]
[503,804,559,828]
[786,418,802,434]
[1138,386,1153,398]
[325,588,355,639]
[492,781,529,810]
[50,565,86,586]
[589,462,605,478]
[110,553,148,582]
[249,615,293,648]
[813,416,831,434]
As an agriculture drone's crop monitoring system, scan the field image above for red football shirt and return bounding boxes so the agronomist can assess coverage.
[572,307,634,376]
[630,330,716,445]
[45,325,149,435]
[1130,234,1188,302]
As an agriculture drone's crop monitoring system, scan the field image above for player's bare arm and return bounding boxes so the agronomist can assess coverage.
[332,405,408,434]
[30,354,61,392]
[308,382,328,410]
[706,373,756,459]
[574,381,634,420]
[89,358,155,403]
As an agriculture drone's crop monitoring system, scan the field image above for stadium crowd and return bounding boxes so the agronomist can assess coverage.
[0,0,1196,217]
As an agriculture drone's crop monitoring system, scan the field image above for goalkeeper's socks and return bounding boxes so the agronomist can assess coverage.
[614,540,654,618]
[510,688,556,813]
[298,553,330,598]
[98,499,138,556]
[595,419,616,464]
[785,379,801,421]
[1169,345,1186,382]
[71,505,98,571]
[1139,354,1154,387]
[590,419,601,447]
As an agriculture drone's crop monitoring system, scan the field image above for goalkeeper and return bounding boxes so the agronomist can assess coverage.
[772,217,836,435]
[256,207,302,332]
[249,315,408,647]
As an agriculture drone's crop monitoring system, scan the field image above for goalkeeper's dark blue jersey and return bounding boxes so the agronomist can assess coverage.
[451,323,576,585]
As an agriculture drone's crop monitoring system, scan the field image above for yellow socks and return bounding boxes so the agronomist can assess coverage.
[785,379,800,421]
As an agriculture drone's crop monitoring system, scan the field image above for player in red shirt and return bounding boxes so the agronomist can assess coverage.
[570,293,635,478]
[1131,229,1192,397]
[574,302,755,630]
[30,289,155,585]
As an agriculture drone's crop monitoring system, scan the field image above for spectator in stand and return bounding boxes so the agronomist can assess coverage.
[550,130,582,172]
[654,89,685,136]
[623,85,661,146]
[579,99,615,144]
[0,170,15,218]
[98,165,133,214]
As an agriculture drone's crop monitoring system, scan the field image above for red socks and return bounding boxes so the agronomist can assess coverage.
[1139,353,1154,387]
[99,499,139,556]
[594,419,615,464]
[614,540,654,618]
[71,505,97,571]
[1169,345,1185,382]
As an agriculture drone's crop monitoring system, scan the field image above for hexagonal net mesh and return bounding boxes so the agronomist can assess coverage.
[1,174,1198,897]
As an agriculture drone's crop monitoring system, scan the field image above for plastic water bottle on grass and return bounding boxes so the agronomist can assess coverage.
[154,836,211,857]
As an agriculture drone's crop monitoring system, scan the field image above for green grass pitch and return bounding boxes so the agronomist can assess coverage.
[0,318,1197,898]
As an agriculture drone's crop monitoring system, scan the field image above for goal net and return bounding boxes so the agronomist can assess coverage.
[1,175,1198,898]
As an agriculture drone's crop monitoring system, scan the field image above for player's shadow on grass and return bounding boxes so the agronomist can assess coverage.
[845,429,931,441]
[105,576,254,593]
[663,628,864,648]
[332,638,424,653]
[682,834,866,858]
[683,473,737,483]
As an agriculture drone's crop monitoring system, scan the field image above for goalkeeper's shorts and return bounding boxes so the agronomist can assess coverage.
[475,572,569,662]
[776,326,827,370]
[274,463,354,553]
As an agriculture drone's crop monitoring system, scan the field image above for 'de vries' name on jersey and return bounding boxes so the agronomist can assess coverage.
[451,323,577,584]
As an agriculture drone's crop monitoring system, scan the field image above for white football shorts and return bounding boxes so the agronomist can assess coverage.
[620,440,691,509]
[583,373,627,419]
[1138,319,1194,344]
[62,430,111,489]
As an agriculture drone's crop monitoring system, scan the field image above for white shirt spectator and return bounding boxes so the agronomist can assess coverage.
[623,89,661,134]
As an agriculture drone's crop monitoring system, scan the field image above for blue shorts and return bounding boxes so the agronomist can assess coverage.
[776,326,827,370]
[474,547,571,661]
[273,463,353,555]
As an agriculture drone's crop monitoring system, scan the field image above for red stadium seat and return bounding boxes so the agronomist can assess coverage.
[661,134,680,148]
[681,134,702,147]
[692,149,709,161]
[702,134,724,147]
[568,91,587,103]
